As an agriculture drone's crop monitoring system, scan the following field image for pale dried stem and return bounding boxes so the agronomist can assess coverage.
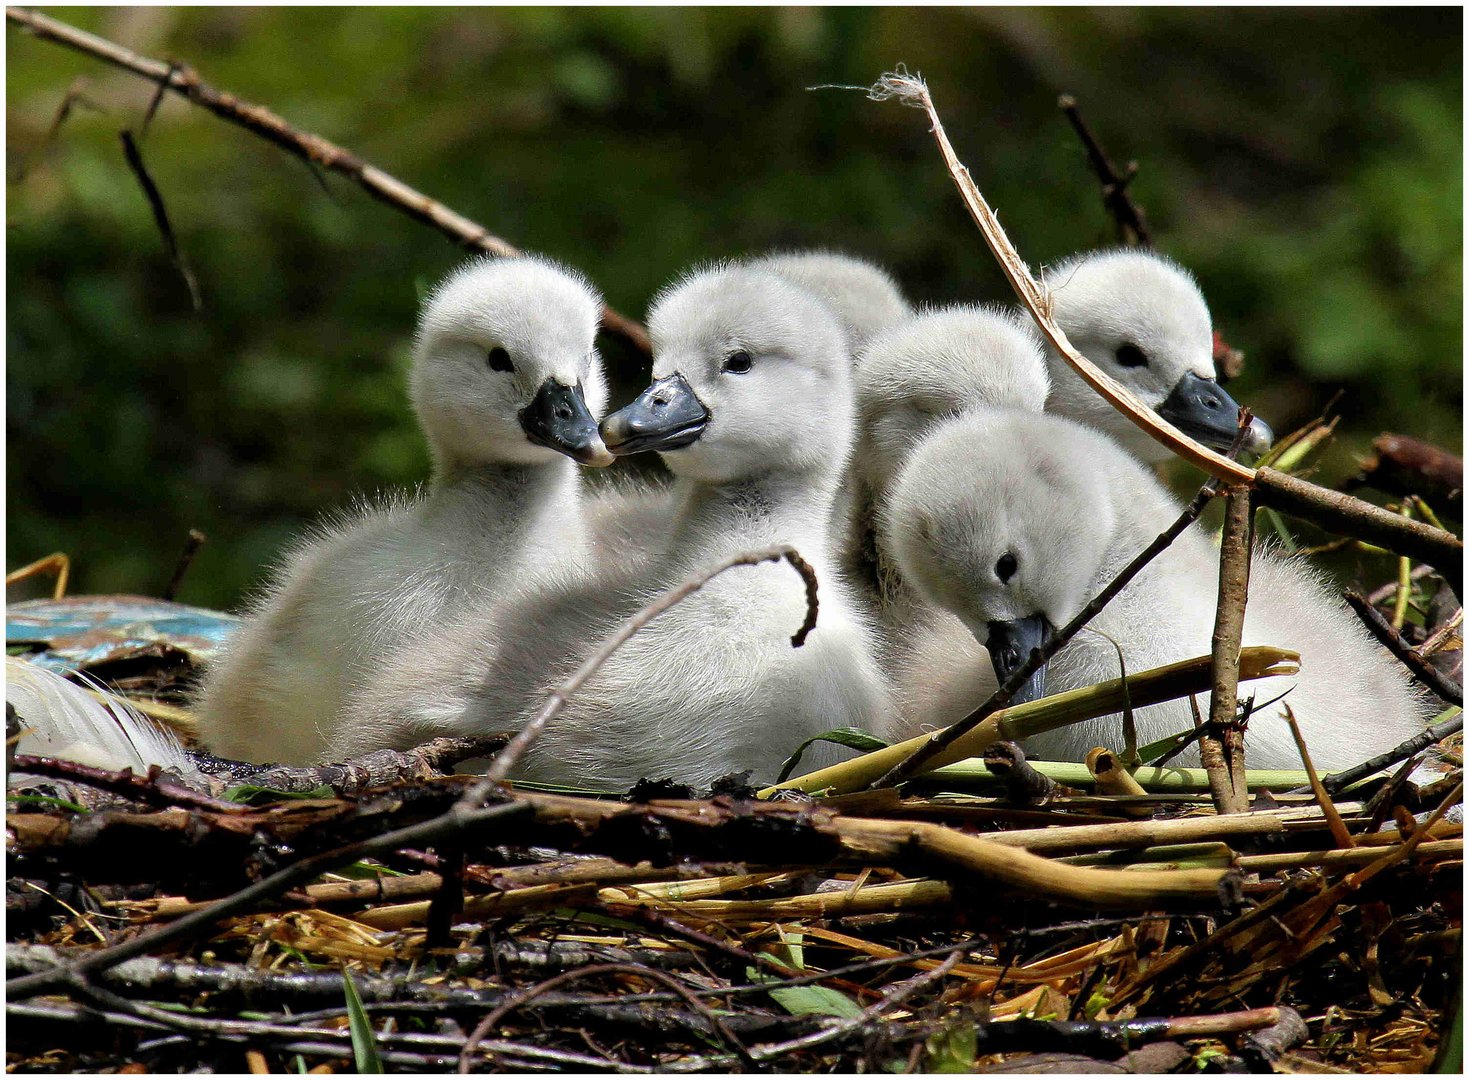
[866,70,1252,483]
[1283,704,1355,849]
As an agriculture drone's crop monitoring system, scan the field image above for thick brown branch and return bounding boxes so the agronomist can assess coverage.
[1203,486,1253,814]
[1253,466,1461,593]
[5,6,652,359]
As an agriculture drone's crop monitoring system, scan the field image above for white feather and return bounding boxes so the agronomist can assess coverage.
[7,657,192,780]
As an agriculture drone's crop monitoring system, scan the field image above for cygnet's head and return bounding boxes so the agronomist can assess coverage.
[600,264,852,485]
[747,249,911,351]
[854,304,1050,497]
[883,410,1123,703]
[1041,249,1271,463]
[411,255,613,472]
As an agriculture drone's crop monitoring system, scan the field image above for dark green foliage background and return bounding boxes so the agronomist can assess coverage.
[7,8,1462,609]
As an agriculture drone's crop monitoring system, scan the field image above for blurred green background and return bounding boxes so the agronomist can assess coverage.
[7,7,1462,610]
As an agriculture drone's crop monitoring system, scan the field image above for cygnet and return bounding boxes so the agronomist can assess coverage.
[1041,249,1272,463]
[197,256,613,765]
[346,264,898,788]
[883,408,1432,770]
[842,306,1053,735]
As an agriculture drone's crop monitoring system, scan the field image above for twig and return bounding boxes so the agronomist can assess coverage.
[865,67,1248,482]
[1350,433,1464,509]
[1282,706,1354,849]
[466,545,817,796]
[1310,710,1465,796]
[9,753,244,815]
[1251,466,1461,593]
[457,963,756,1072]
[746,949,964,1061]
[4,6,652,359]
[983,741,1059,804]
[118,130,201,311]
[1343,592,1463,706]
[871,478,1222,789]
[1057,94,1152,246]
[161,528,206,602]
[13,75,103,182]
[6,551,71,599]
[5,799,530,1000]
[1085,747,1150,819]
[1203,484,1253,814]
[1366,564,1435,606]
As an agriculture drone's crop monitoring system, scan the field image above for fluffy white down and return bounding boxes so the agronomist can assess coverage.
[195,255,609,765]
[588,250,916,573]
[748,249,912,352]
[1040,248,1216,464]
[835,305,1051,733]
[346,264,899,789]
[883,409,1436,770]
[7,658,193,780]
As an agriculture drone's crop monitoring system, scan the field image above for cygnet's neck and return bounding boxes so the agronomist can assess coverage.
[669,466,840,565]
[424,457,585,555]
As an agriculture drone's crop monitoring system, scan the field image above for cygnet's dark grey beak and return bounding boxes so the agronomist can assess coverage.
[985,614,1057,706]
[519,378,614,467]
[600,372,710,456]
[1156,372,1271,455]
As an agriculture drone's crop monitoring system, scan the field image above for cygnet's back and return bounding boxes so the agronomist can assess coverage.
[349,265,897,789]
[197,256,613,765]
[749,249,912,352]
[1040,249,1271,463]
[884,409,1432,770]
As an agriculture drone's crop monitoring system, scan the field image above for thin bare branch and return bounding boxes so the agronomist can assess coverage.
[465,546,818,797]
[1343,592,1463,706]
[5,5,652,358]
[119,129,201,310]
[1057,93,1153,246]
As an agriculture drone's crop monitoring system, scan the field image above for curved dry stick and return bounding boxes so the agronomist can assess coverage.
[862,68,1463,586]
[456,962,755,1072]
[461,545,818,800]
[5,6,652,358]
[865,69,1252,484]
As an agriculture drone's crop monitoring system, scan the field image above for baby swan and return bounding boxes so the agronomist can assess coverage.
[841,307,1051,735]
[1041,249,1272,462]
[349,265,897,788]
[883,409,1432,770]
[197,256,613,765]
[845,305,1051,621]
[748,250,912,351]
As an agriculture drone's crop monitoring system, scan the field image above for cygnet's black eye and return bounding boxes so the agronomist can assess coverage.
[487,347,515,373]
[995,552,1019,583]
[721,350,753,374]
[1115,343,1148,369]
